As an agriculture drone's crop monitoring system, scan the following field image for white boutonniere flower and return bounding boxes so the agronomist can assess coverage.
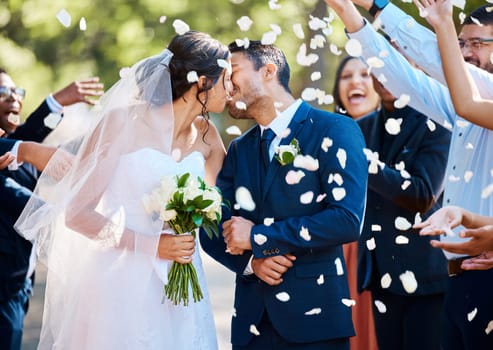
[275,138,301,166]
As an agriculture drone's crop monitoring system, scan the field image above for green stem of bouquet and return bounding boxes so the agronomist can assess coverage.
[163,222,203,306]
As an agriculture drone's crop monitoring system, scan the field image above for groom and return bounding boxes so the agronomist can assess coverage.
[200,41,368,349]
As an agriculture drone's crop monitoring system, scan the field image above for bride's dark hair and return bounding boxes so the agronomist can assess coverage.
[168,31,229,117]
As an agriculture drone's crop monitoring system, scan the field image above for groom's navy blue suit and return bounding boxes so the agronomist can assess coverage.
[201,101,368,347]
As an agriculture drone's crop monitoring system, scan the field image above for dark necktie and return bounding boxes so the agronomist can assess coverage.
[261,128,276,172]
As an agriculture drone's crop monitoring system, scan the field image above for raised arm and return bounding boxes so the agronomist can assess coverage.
[413,0,493,130]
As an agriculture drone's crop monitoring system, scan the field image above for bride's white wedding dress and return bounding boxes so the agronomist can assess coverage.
[38,148,218,350]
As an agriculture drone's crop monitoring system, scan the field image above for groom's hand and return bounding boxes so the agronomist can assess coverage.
[223,216,254,254]
[252,254,296,285]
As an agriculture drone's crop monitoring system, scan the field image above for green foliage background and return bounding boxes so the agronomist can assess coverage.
[0,0,484,143]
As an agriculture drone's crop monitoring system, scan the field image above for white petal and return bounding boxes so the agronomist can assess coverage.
[414,213,422,225]
[459,12,467,24]
[449,175,461,182]
[261,31,277,45]
[332,187,346,201]
[308,16,326,30]
[395,216,412,230]
[336,148,347,169]
[300,226,311,241]
[374,300,387,313]
[385,118,402,135]
[317,274,325,285]
[335,257,344,276]
[235,186,256,211]
[395,161,405,171]
[333,173,344,186]
[237,16,253,31]
[172,19,190,35]
[366,237,376,250]
[296,44,319,67]
[456,120,470,128]
[345,38,362,57]
[311,71,322,81]
[79,17,87,31]
[293,23,305,39]
[235,101,247,110]
[226,125,242,135]
[269,0,282,10]
[285,170,306,185]
[217,59,232,74]
[485,320,493,335]
[342,298,356,307]
[187,71,199,83]
[300,191,314,204]
[269,24,282,35]
[44,113,62,129]
[56,9,71,28]
[232,307,237,317]
[381,273,392,289]
[294,155,319,171]
[366,56,385,69]
[329,43,342,56]
[371,224,382,232]
[464,171,473,183]
[321,137,333,152]
[276,292,290,302]
[280,128,291,138]
[467,308,478,322]
[395,235,409,244]
[482,183,493,199]
[250,324,260,336]
[310,34,326,50]
[426,119,436,131]
[394,94,411,109]
[465,142,474,150]
[401,180,411,190]
[399,270,418,293]
[304,308,322,315]
[301,87,318,101]
[159,16,167,24]
[253,234,267,246]
[263,217,275,226]
[316,193,327,202]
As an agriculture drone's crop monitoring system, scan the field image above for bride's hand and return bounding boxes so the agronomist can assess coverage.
[157,233,195,264]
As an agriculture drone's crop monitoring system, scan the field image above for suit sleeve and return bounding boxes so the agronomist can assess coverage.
[0,174,32,218]
[367,116,450,213]
[250,115,368,257]
[0,139,17,154]
[9,99,55,142]
[199,140,254,275]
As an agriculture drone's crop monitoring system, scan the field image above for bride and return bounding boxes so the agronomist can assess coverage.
[15,31,231,349]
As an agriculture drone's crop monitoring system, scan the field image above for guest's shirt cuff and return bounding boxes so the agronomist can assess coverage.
[8,140,23,171]
[46,94,64,114]
[243,255,254,275]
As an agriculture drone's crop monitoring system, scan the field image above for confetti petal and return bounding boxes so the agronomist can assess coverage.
[321,137,333,152]
[296,44,319,67]
[300,226,311,241]
[345,38,363,57]
[293,23,305,39]
[317,274,325,285]
[226,125,242,135]
[401,180,411,190]
[276,292,290,302]
[44,113,62,129]
[371,224,382,232]
[294,155,319,171]
[395,217,412,231]
[56,9,71,28]
[311,71,322,81]
[300,191,314,204]
[342,298,356,307]
[366,56,385,69]
[316,193,327,202]
[464,171,473,183]
[381,273,392,289]
[395,235,409,244]
[426,119,436,131]
[263,217,274,226]
[399,270,418,293]
[254,234,267,246]
[79,17,87,31]
[237,16,253,31]
[235,186,256,211]
[332,187,346,201]
[467,308,478,322]
[330,43,342,56]
[187,71,199,83]
[235,101,247,110]
[385,118,402,135]
[250,324,260,336]
[159,16,167,24]
[485,320,493,335]
[285,170,306,185]
[304,308,322,315]
[374,300,387,313]
[261,31,277,45]
[366,237,376,250]
[172,19,190,35]
[394,94,411,109]
[336,148,347,168]
[335,257,344,276]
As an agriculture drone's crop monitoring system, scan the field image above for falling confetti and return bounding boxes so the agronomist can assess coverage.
[467,308,478,322]
[366,56,385,69]
[381,273,392,289]
[254,234,267,246]
[401,180,411,190]
[394,94,411,109]
[385,118,402,135]
[399,270,418,293]
[317,274,325,285]
[426,119,436,131]
[293,23,305,39]
[173,19,190,35]
[187,71,199,83]
[300,226,311,241]
[237,16,253,31]
[235,186,256,211]
[342,298,356,307]
[159,16,167,24]
[366,237,376,250]
[374,300,387,313]
[276,292,290,302]
[395,217,412,230]
[261,31,277,45]
[311,71,322,81]
[335,257,344,275]
[305,308,322,315]
[321,137,333,152]
[329,43,342,56]
[264,217,274,226]
[285,170,306,185]
[294,155,319,171]
[79,17,87,31]
[336,148,347,169]
[226,125,242,136]
[297,44,319,67]
[345,38,363,57]
[485,320,493,335]
[56,9,71,27]
[300,191,314,204]
[235,101,247,110]
[395,235,409,244]
[464,171,473,183]
[250,324,260,336]
[371,224,382,231]
[332,187,346,201]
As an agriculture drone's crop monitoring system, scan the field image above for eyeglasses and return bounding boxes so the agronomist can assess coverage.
[458,37,493,50]
[0,86,26,101]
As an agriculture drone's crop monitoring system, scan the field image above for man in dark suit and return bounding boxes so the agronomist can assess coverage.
[200,41,368,349]
[356,79,450,350]
[0,68,102,349]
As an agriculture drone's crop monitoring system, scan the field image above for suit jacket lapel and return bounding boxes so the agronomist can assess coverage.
[262,102,310,199]
[244,126,264,206]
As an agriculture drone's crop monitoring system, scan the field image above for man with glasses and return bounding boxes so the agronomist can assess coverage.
[324,0,493,348]
[0,67,103,350]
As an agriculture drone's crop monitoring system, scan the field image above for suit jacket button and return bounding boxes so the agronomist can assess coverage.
[262,249,268,256]
[274,248,280,254]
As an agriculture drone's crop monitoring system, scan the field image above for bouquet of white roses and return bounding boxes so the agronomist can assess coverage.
[142,172,222,306]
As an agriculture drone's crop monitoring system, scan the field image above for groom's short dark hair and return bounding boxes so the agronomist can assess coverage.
[228,40,291,93]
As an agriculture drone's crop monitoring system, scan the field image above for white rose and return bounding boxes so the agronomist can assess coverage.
[160,208,177,222]
[276,144,298,165]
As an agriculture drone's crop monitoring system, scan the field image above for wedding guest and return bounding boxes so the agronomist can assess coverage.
[0,139,57,171]
[0,69,103,350]
[201,40,368,350]
[333,55,450,350]
[333,55,380,350]
[324,0,493,348]
[15,31,231,349]
[0,68,103,141]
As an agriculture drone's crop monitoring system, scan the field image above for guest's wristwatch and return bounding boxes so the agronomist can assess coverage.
[369,0,389,17]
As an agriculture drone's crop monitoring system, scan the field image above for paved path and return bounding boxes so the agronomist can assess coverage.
[22,251,235,349]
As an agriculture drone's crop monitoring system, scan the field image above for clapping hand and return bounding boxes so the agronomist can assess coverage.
[222,216,254,255]
[428,226,493,257]
[0,152,14,170]
[413,205,463,236]
[52,77,104,106]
